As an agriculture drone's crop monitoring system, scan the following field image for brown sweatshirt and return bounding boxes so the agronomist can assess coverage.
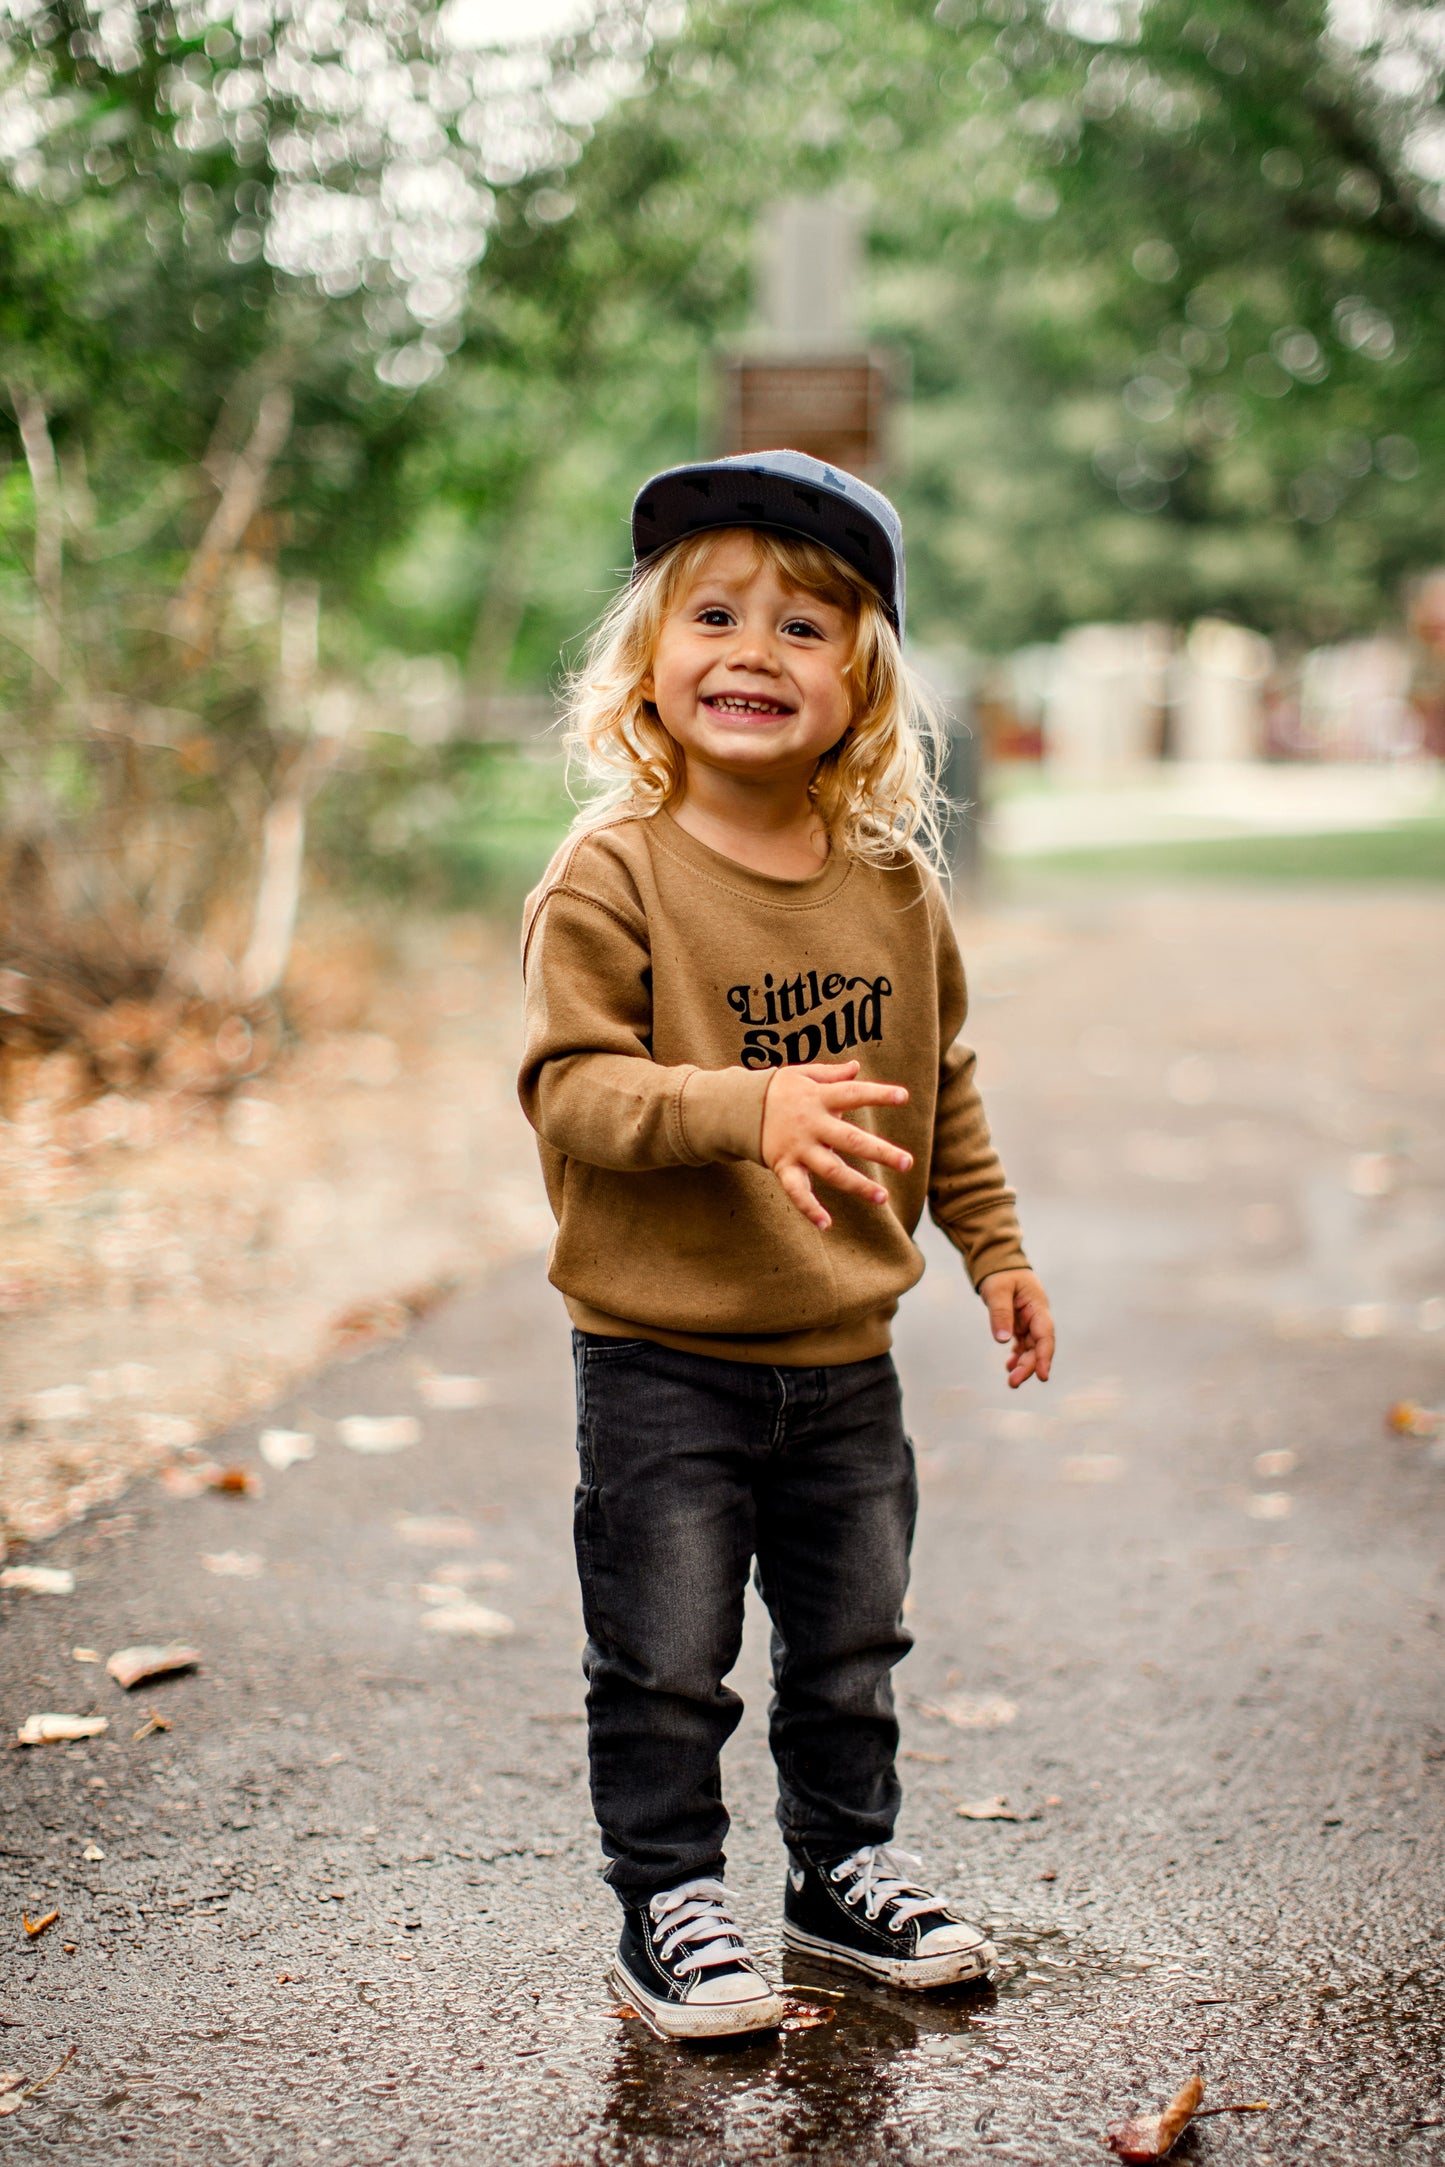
[518,808,1028,1365]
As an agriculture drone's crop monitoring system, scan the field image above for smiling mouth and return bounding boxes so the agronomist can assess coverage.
[703,694,794,716]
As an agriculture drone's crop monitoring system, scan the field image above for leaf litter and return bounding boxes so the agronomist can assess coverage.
[259,1427,315,1470]
[22,1911,59,1939]
[1105,2074,1272,2162]
[106,1643,201,1689]
[16,1714,108,1746]
[0,1566,74,1594]
[338,1415,421,1454]
[0,2045,76,2118]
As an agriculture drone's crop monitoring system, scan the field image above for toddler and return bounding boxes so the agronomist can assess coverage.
[519,449,1053,2041]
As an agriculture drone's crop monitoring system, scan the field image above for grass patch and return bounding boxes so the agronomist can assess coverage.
[991,817,1445,884]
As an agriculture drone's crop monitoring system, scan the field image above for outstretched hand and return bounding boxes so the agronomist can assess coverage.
[979,1269,1055,1389]
[760,1061,912,1233]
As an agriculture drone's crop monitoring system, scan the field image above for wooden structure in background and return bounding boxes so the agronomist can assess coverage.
[716,352,897,478]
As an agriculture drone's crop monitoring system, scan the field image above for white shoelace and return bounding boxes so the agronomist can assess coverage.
[829,1844,945,1928]
[649,1879,754,1977]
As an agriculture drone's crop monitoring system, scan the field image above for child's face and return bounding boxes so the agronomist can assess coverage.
[643,535,856,791]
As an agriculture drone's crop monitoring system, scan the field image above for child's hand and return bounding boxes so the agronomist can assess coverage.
[760,1060,912,1233]
[979,1270,1055,1389]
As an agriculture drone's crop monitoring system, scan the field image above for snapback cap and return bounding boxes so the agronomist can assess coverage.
[631,449,905,636]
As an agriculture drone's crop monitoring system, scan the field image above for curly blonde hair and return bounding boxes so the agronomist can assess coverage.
[563,527,947,873]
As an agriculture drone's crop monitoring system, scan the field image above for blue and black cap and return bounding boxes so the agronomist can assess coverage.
[630,449,906,637]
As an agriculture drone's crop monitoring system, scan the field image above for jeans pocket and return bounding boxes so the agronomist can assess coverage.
[581,1336,652,1362]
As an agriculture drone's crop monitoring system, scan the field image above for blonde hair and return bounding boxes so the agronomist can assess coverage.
[563,527,948,875]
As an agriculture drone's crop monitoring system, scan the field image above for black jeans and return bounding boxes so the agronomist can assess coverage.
[572,1330,917,1909]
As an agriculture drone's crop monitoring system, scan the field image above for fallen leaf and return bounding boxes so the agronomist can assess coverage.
[338,1415,421,1454]
[778,2000,834,2031]
[1388,1400,1442,1439]
[956,1796,1018,1821]
[81,1845,104,1862]
[0,1566,75,1595]
[106,1643,201,1690]
[419,1602,515,1639]
[417,1374,491,1411]
[71,1648,101,1663]
[0,2073,23,2096]
[131,1710,171,1741]
[159,1462,219,1499]
[396,1514,475,1546]
[22,1912,59,1939]
[259,1428,315,1470]
[210,1465,262,1496]
[201,1550,265,1578]
[1106,2072,1204,2162]
[0,2046,76,2116]
[918,1694,1018,1731]
[609,2004,640,2021]
[276,1972,298,1985]
[16,1714,108,1746]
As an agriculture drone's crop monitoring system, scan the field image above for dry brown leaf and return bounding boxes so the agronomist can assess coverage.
[778,1997,835,2031]
[1106,2072,1205,2162]
[106,1643,200,1690]
[0,1566,74,1595]
[210,1465,262,1495]
[1388,1400,1442,1438]
[0,2045,76,2118]
[956,1796,1018,1821]
[0,2073,23,2096]
[22,1912,59,1940]
[609,2004,640,2021]
[16,1713,108,1746]
[338,1414,421,1454]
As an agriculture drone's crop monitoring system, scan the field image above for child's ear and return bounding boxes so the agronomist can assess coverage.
[640,670,655,703]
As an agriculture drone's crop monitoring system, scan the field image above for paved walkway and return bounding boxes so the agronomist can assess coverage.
[4,884,1443,2164]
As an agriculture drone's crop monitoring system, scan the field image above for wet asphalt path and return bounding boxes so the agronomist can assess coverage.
[4,887,1445,2165]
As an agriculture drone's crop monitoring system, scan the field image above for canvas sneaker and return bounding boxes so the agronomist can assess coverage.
[609,1879,785,2042]
[782,1843,995,1989]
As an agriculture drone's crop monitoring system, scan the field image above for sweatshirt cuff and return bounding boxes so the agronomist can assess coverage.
[964,1236,1031,1290]
[675,1065,772,1165]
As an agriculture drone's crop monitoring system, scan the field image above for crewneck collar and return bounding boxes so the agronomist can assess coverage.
[650,807,854,908]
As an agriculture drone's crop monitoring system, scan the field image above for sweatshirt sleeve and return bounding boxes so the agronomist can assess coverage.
[927,897,1031,1288]
[519,875,772,1172]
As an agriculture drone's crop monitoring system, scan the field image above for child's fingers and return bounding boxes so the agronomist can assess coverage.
[775,1161,831,1230]
[821,1118,913,1173]
[983,1279,1017,1344]
[818,1080,909,1112]
[806,1148,891,1207]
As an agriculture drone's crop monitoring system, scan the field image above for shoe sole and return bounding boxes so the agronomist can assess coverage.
[781,1920,995,1990]
[606,1962,785,2043]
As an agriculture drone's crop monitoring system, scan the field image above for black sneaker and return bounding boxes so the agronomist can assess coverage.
[782,1844,995,1989]
[609,1879,785,2041]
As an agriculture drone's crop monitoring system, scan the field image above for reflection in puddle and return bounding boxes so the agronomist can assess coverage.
[585,1929,1138,2162]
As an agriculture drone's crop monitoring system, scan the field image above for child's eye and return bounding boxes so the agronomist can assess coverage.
[696,607,734,627]
[783,618,825,640]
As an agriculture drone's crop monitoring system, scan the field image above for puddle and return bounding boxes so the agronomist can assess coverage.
[579,1928,1157,2163]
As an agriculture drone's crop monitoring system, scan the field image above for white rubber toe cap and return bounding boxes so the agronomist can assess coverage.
[916,1920,991,1960]
[687,1967,777,2007]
